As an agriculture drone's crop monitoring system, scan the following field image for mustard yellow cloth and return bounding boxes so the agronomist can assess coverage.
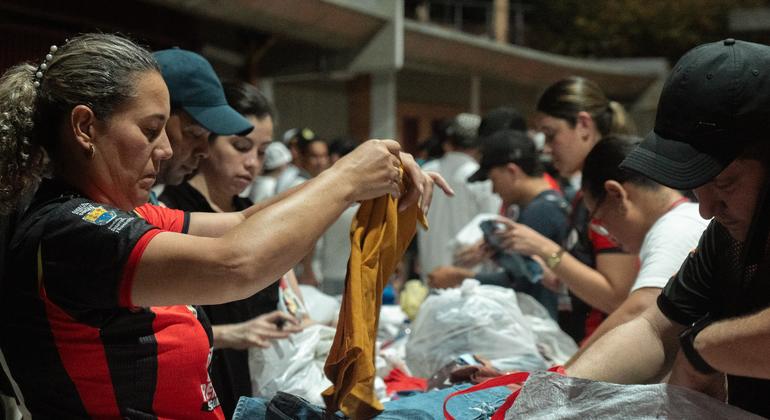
[323,188,427,418]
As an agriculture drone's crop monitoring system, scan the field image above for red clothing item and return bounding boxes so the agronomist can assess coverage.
[543,173,562,194]
[384,368,428,395]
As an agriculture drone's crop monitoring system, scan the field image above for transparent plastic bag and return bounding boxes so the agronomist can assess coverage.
[405,280,546,378]
[515,292,578,365]
[248,324,335,406]
[506,371,763,419]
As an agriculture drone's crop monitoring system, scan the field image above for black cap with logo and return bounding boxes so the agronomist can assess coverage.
[468,130,537,182]
[620,39,770,189]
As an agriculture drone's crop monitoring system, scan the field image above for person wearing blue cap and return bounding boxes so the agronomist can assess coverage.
[567,39,770,418]
[0,33,452,418]
[152,48,253,188]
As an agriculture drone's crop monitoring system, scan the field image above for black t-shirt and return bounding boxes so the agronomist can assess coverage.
[160,182,279,419]
[659,219,770,417]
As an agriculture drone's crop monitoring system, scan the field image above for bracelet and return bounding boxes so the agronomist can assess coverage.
[545,247,565,270]
[678,314,716,374]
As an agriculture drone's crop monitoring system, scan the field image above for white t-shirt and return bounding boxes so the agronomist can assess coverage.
[632,202,709,292]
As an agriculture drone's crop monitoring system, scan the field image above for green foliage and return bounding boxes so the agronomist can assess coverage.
[525,0,767,61]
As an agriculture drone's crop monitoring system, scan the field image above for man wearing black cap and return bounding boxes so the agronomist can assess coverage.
[567,39,770,417]
[153,48,253,190]
[428,130,568,318]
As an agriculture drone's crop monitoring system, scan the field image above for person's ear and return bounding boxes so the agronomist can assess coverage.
[70,105,97,157]
[576,111,595,142]
[505,162,522,179]
[604,180,628,214]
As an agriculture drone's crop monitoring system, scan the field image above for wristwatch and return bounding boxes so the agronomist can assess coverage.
[678,314,716,374]
[545,248,566,269]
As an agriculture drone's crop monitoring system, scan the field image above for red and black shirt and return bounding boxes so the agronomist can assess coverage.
[1,180,223,419]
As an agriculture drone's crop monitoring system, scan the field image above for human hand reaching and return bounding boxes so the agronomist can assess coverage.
[453,240,493,268]
[213,310,303,350]
[328,139,453,214]
[497,219,558,258]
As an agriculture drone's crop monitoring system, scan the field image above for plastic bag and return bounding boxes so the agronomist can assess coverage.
[405,280,546,378]
[248,324,335,406]
[515,292,578,364]
[505,371,763,419]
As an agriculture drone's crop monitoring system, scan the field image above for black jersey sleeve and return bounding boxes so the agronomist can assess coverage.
[657,220,718,326]
[39,199,158,312]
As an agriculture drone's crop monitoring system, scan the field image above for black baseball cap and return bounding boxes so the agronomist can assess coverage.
[620,39,770,190]
[154,48,253,136]
[468,130,537,182]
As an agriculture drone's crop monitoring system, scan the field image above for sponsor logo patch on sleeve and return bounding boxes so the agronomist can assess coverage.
[71,203,136,233]
[82,206,117,225]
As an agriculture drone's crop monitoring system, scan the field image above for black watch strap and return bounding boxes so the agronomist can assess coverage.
[678,314,716,374]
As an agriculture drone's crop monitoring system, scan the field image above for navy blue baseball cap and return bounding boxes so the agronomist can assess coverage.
[620,39,770,189]
[154,48,253,136]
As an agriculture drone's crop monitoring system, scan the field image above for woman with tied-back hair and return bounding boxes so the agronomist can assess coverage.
[0,33,449,418]
[496,77,639,344]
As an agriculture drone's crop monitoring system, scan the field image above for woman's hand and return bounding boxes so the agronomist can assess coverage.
[453,240,493,268]
[213,310,303,350]
[532,255,562,292]
[497,219,559,259]
[398,151,453,214]
[329,139,453,212]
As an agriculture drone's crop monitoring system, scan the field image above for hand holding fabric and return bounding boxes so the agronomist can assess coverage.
[453,240,493,268]
[497,219,558,258]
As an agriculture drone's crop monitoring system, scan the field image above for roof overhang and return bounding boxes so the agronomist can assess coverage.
[142,0,667,98]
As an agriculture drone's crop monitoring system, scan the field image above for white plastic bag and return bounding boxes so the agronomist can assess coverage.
[515,292,578,364]
[405,280,546,378]
[297,284,340,326]
[248,324,335,406]
[506,371,763,419]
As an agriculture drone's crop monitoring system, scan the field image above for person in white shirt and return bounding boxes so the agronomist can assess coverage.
[246,141,293,204]
[565,135,709,363]
[417,113,502,277]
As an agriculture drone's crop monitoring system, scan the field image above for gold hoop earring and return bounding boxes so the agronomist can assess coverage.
[88,144,95,159]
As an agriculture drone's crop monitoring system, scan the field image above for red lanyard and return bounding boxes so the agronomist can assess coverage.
[667,196,690,212]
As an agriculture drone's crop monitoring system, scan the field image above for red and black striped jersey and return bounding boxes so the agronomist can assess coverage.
[1,180,224,419]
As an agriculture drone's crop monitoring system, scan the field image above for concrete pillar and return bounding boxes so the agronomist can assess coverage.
[370,71,397,139]
[494,0,509,43]
[257,78,275,103]
[470,75,481,115]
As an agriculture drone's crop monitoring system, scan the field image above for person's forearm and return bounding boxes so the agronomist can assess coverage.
[542,248,628,313]
[212,324,234,349]
[567,307,680,384]
[242,182,308,219]
[695,306,770,378]
[475,271,513,288]
[202,170,351,302]
[566,288,660,367]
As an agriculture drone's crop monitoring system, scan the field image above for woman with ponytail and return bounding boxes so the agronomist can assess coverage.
[496,77,639,343]
[0,33,447,418]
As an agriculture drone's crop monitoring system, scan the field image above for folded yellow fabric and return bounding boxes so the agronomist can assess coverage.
[323,185,427,418]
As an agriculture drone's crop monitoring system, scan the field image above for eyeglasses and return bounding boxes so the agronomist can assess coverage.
[586,195,610,237]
